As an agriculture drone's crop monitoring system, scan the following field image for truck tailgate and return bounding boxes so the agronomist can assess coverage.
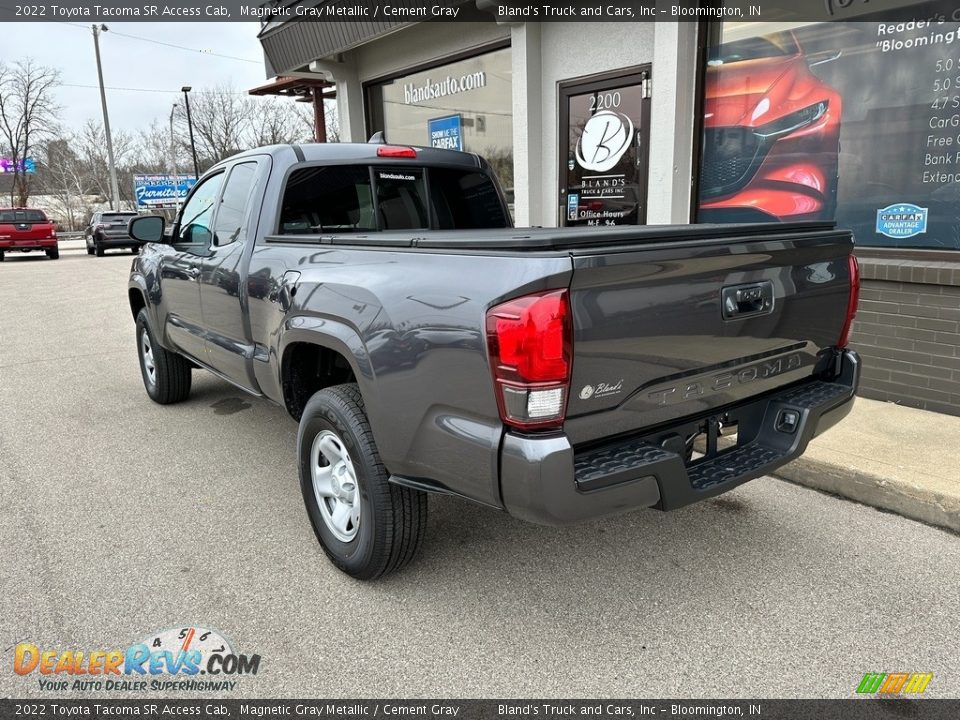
[0,220,55,243]
[564,226,854,446]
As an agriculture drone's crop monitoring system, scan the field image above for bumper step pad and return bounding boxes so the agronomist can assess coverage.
[572,359,859,510]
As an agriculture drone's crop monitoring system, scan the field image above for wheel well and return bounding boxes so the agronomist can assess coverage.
[282,342,357,420]
[128,288,146,321]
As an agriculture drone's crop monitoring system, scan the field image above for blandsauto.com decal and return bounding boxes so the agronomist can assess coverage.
[13,626,260,692]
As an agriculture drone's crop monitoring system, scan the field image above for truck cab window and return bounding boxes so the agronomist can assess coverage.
[279,165,434,233]
[428,169,508,229]
[214,162,258,247]
[178,172,224,248]
[279,166,376,234]
[374,168,428,230]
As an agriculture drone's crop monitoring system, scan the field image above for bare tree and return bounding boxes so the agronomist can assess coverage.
[248,96,313,147]
[135,118,184,173]
[74,120,136,206]
[173,85,248,170]
[170,85,329,172]
[37,136,95,230]
[0,59,60,206]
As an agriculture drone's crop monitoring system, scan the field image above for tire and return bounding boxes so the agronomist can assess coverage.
[297,384,427,580]
[0,251,4,262]
[46,248,59,260]
[95,242,105,257]
[86,245,94,255]
[135,308,191,404]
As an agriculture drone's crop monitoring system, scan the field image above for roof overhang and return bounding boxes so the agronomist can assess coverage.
[256,0,482,76]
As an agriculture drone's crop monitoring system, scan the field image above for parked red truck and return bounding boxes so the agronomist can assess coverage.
[0,208,59,261]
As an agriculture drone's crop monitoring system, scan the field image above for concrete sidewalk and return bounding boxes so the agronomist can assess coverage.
[775,396,960,533]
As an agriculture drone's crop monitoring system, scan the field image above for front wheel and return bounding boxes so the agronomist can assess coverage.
[297,384,427,580]
[135,309,191,404]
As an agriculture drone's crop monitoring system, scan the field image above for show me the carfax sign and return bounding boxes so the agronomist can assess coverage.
[133,174,197,208]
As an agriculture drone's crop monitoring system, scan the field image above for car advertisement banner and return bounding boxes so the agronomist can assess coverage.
[133,174,197,207]
[698,20,960,250]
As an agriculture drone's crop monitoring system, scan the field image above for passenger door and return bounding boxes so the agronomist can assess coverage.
[160,171,224,361]
[196,158,267,390]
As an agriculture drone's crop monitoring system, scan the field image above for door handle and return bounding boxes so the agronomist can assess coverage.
[721,281,774,320]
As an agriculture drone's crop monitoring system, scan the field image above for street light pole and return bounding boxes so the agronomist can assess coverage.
[91,24,121,210]
[169,102,180,212]
[181,86,200,179]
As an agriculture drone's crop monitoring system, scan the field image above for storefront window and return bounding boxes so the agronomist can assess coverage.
[366,46,514,197]
[697,19,960,251]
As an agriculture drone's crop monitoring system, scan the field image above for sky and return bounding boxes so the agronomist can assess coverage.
[3,22,270,136]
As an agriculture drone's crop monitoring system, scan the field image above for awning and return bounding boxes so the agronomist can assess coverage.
[259,16,407,75]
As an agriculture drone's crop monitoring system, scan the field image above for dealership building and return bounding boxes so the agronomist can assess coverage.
[256,1,960,416]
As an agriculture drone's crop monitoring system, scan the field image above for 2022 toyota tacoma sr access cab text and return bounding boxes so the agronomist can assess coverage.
[126,142,861,580]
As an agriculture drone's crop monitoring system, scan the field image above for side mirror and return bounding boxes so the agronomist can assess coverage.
[129,215,165,243]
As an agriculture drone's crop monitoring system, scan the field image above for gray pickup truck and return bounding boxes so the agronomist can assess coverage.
[127,141,860,579]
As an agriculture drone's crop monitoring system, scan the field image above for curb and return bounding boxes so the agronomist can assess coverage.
[774,456,960,535]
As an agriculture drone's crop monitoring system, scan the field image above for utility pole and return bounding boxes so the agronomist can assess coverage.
[92,24,121,210]
[169,102,180,212]
[181,86,200,178]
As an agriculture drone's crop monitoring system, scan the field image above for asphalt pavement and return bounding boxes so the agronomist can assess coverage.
[1,245,959,699]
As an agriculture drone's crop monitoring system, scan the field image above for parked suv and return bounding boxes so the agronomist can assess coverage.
[86,211,142,256]
[0,208,59,260]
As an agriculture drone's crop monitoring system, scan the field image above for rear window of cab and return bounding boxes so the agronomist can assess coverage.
[278,164,509,234]
[0,209,47,223]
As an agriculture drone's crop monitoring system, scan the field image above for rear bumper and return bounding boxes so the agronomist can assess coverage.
[501,349,860,525]
[0,239,57,250]
[94,234,139,248]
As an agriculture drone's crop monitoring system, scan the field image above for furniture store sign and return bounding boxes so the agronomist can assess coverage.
[133,175,197,207]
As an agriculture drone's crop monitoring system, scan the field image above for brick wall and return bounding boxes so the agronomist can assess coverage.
[851,258,960,417]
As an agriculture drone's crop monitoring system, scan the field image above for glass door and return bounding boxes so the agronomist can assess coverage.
[559,67,651,227]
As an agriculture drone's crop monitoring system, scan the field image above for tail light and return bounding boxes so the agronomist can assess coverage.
[837,254,860,348]
[376,146,417,158]
[486,289,572,431]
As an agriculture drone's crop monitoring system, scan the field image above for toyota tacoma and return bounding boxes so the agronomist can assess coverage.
[126,141,861,579]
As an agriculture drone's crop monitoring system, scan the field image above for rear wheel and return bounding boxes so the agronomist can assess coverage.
[297,384,427,580]
[46,248,59,260]
[0,251,4,262]
[135,309,191,404]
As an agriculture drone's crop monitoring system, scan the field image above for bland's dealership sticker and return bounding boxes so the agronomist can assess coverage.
[13,626,260,692]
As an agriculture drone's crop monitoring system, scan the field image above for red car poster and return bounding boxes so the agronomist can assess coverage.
[699,21,960,250]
